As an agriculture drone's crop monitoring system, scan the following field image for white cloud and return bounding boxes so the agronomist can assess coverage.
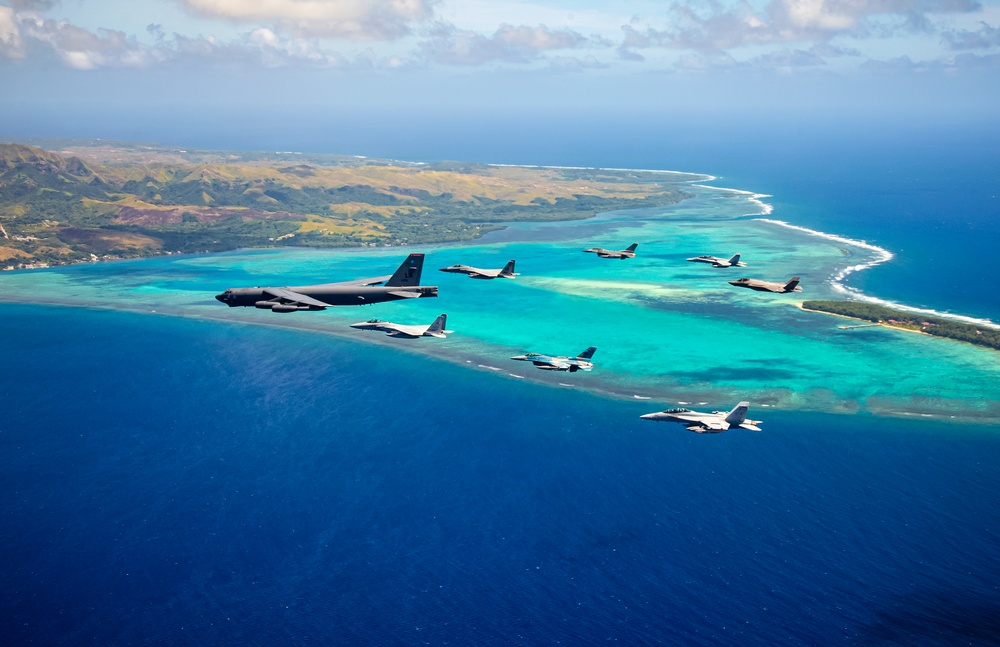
[418,22,602,65]
[176,0,438,40]
[0,6,25,59]
[942,21,1000,49]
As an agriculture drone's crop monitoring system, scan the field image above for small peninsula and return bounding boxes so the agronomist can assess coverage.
[0,140,696,270]
[802,300,1000,351]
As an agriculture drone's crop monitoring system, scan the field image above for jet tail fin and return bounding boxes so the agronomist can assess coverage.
[724,401,750,425]
[783,277,801,292]
[625,243,638,253]
[576,346,597,360]
[728,253,741,265]
[385,253,424,287]
[500,260,517,277]
[426,314,447,336]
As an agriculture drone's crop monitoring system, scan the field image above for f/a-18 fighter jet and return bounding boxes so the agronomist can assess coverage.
[214,253,437,312]
[510,347,596,372]
[583,243,638,259]
[350,314,452,339]
[439,260,517,279]
[729,276,802,293]
[686,253,746,268]
[640,401,762,433]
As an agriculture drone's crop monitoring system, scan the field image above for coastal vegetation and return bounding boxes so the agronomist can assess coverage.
[0,141,695,269]
[802,300,1000,351]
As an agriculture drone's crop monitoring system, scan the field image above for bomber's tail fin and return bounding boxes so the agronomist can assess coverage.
[625,243,638,253]
[576,346,597,360]
[386,253,424,287]
[500,259,517,278]
[425,314,448,337]
[728,253,741,265]
[724,401,750,426]
[783,277,801,292]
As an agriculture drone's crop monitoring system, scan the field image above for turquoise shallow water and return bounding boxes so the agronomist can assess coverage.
[2,180,998,421]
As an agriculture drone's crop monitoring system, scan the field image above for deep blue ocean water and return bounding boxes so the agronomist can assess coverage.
[2,304,1000,645]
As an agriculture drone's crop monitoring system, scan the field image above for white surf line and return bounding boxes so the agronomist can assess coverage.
[632,395,652,400]
[757,218,1000,330]
[508,374,524,379]
[691,183,774,216]
[478,364,505,371]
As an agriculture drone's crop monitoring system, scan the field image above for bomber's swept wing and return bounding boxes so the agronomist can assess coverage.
[312,275,392,288]
[261,288,331,308]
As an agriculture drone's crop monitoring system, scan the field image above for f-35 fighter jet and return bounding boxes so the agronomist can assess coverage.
[350,314,452,339]
[640,401,762,433]
[686,253,746,268]
[439,260,517,279]
[728,276,802,293]
[510,347,597,372]
[583,243,638,259]
[215,253,437,312]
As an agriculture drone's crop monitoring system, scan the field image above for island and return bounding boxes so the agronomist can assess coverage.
[802,300,1000,351]
[0,140,697,269]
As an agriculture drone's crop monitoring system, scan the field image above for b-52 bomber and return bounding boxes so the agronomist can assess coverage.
[215,253,437,312]
[583,243,638,259]
[439,260,517,279]
[510,347,597,372]
[729,276,802,293]
[686,253,746,268]
[640,401,762,433]
[350,314,452,339]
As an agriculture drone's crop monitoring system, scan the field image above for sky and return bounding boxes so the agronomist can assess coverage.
[2,0,999,156]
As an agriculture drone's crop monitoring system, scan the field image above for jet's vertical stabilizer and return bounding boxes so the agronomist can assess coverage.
[577,347,597,360]
[728,254,741,265]
[783,277,801,292]
[724,401,750,426]
[500,260,517,278]
[426,314,448,337]
[625,243,638,253]
[386,253,424,287]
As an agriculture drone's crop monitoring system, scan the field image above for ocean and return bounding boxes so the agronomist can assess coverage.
[2,124,1000,645]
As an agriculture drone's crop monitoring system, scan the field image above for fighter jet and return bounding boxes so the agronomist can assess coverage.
[510,347,596,372]
[583,243,638,259]
[640,401,762,433]
[215,253,437,312]
[728,276,802,293]
[439,260,517,279]
[350,314,452,339]
[686,253,746,268]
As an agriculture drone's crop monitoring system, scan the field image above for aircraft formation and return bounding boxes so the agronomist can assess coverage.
[214,240,808,433]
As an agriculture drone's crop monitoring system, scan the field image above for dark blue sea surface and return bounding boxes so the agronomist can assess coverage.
[3,304,1000,645]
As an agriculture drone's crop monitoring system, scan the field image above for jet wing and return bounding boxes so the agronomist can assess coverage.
[313,275,392,288]
[686,419,727,431]
[263,288,330,308]
[469,269,501,278]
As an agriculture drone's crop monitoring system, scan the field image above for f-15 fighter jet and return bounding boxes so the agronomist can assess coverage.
[350,314,452,339]
[686,253,746,268]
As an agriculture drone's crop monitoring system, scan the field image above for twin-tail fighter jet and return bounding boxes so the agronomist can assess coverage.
[640,401,762,433]
[350,314,452,339]
[686,253,746,268]
[583,243,638,259]
[728,276,802,293]
[510,347,597,372]
[215,253,437,312]
[439,260,517,279]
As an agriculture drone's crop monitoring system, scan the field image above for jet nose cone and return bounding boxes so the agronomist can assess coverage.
[640,413,660,420]
[215,293,227,303]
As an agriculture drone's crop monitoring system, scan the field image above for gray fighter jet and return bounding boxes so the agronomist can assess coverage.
[510,347,596,372]
[687,253,746,268]
[729,276,802,293]
[583,243,637,259]
[350,314,452,339]
[640,401,762,433]
[215,253,437,312]
[439,260,517,279]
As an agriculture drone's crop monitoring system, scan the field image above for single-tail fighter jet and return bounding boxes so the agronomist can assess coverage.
[350,314,452,339]
[510,347,596,372]
[728,276,802,293]
[583,243,638,259]
[439,260,517,279]
[215,253,437,312]
[686,253,746,268]
[640,401,762,433]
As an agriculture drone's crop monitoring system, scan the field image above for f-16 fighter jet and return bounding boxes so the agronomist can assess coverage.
[215,253,437,312]
[510,347,596,372]
[640,401,762,433]
[350,314,452,339]
[728,276,802,293]
[439,260,517,279]
[686,253,746,268]
[583,243,638,259]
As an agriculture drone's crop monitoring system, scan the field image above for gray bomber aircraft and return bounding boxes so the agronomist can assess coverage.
[640,401,762,433]
[687,253,746,268]
[510,346,597,372]
[214,253,437,312]
[583,243,638,259]
[350,314,452,339]
[439,260,517,279]
[729,276,802,293]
